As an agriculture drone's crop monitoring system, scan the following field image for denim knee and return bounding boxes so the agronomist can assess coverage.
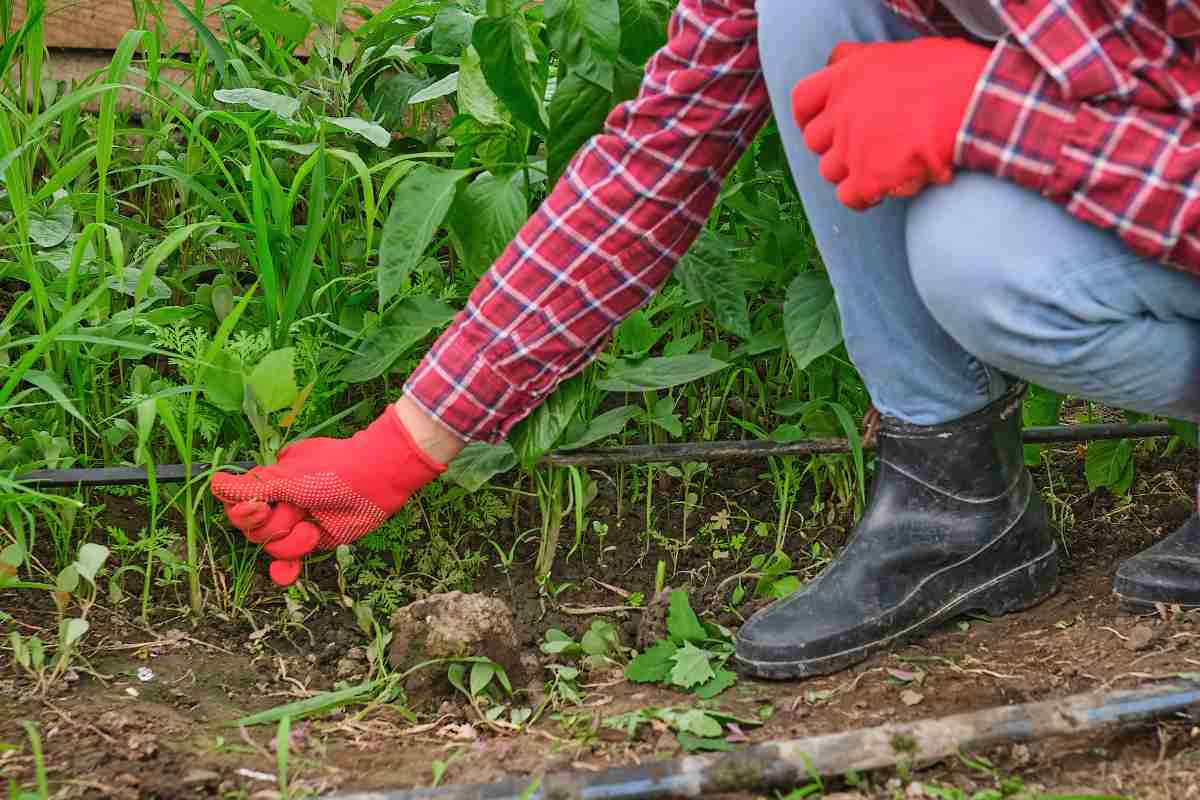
[756,0,903,77]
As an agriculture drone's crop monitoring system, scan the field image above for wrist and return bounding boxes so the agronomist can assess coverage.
[392,395,466,466]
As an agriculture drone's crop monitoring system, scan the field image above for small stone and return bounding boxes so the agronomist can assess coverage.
[1124,623,1163,651]
[336,657,364,679]
[900,690,924,707]
[182,769,220,785]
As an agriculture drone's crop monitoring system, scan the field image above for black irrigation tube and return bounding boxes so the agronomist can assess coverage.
[320,678,1200,800]
[12,422,1177,488]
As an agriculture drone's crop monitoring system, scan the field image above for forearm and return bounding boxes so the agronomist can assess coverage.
[404,0,768,444]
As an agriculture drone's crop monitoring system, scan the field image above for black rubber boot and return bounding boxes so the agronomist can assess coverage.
[735,385,1059,680]
[1114,512,1200,609]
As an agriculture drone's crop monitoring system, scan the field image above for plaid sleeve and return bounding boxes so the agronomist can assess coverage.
[955,6,1200,275]
[405,0,769,443]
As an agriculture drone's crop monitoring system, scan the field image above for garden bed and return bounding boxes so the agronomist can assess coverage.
[4,444,1199,799]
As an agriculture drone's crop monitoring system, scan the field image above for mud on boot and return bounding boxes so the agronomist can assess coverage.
[1114,512,1200,610]
[735,384,1059,680]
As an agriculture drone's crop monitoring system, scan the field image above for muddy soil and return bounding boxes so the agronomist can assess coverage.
[3,443,1200,799]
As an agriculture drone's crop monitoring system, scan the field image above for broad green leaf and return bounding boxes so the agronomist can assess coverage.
[445,442,518,492]
[1085,438,1135,496]
[458,46,506,126]
[669,642,716,689]
[312,0,337,25]
[597,354,728,393]
[28,203,73,248]
[1022,384,1063,466]
[660,708,723,738]
[1169,419,1199,449]
[74,543,110,585]
[617,0,671,63]
[59,618,89,649]
[666,589,706,644]
[229,0,310,42]
[784,272,843,371]
[676,230,750,339]
[558,405,640,450]
[56,564,79,593]
[446,172,527,280]
[340,325,447,383]
[409,72,460,105]
[581,621,620,657]
[370,73,436,128]
[546,0,620,91]
[470,661,495,696]
[247,348,299,413]
[323,116,391,148]
[433,6,478,55]
[547,69,610,184]
[615,311,663,358]
[1,542,25,570]
[624,639,677,683]
[473,14,547,134]
[379,166,468,307]
[199,347,245,412]
[214,88,301,120]
[510,375,585,469]
[693,669,737,700]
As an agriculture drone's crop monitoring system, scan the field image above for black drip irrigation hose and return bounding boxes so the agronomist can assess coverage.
[320,679,1200,800]
[12,423,1177,488]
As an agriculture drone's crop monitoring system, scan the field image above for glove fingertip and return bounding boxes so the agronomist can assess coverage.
[269,559,303,587]
[229,500,272,531]
[263,521,321,560]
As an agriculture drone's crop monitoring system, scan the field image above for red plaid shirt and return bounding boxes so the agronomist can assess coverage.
[407,0,1200,443]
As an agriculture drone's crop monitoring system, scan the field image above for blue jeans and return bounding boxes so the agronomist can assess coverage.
[755,0,1200,425]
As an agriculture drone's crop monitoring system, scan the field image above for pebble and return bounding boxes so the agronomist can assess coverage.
[1124,623,1164,651]
[182,769,220,785]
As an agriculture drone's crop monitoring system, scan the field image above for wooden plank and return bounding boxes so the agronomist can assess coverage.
[8,0,394,52]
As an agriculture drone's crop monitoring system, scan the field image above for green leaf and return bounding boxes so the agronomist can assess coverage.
[170,0,228,71]
[234,679,382,726]
[784,272,843,370]
[675,230,750,339]
[659,707,721,737]
[617,0,671,63]
[666,589,706,644]
[229,0,311,42]
[339,319,454,383]
[199,347,245,413]
[547,69,612,185]
[446,172,527,280]
[546,0,620,91]
[510,374,585,469]
[323,116,390,148]
[1170,419,1199,449]
[470,661,496,696]
[473,14,547,134]
[247,348,299,413]
[558,405,641,450]
[59,618,89,649]
[581,621,620,657]
[458,46,506,125]
[22,369,97,435]
[597,354,728,393]
[214,88,301,121]
[74,543,110,585]
[1,542,25,569]
[56,564,79,594]
[433,6,479,55]
[1085,438,1135,496]
[379,166,467,308]
[312,0,337,25]
[1022,384,1063,466]
[693,669,737,700]
[445,442,518,492]
[624,640,677,683]
[676,732,735,753]
[28,203,73,249]
[409,72,460,105]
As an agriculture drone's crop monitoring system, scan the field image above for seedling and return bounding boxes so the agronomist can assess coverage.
[625,590,738,699]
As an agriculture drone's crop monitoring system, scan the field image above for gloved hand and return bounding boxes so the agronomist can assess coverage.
[791,38,991,211]
[210,406,446,586]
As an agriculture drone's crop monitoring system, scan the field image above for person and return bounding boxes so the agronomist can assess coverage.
[212,0,1200,680]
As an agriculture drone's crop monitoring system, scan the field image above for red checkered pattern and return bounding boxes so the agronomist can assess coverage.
[407,0,1200,444]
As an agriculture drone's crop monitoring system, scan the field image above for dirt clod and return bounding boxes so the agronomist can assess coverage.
[388,591,525,707]
[636,587,673,649]
[1124,622,1164,651]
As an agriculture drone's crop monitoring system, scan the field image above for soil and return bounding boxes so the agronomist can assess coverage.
[3,442,1200,799]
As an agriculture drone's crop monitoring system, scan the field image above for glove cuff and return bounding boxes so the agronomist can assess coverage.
[374,405,448,485]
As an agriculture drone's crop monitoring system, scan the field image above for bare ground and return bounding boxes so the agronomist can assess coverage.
[3,443,1200,799]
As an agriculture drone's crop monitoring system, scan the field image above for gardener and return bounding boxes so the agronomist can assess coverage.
[212,0,1200,679]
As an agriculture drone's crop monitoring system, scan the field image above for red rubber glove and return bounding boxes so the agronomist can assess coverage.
[210,407,446,586]
[792,38,991,211]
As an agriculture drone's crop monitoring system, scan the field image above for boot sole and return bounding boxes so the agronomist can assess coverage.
[734,543,1059,680]
[1113,593,1200,613]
